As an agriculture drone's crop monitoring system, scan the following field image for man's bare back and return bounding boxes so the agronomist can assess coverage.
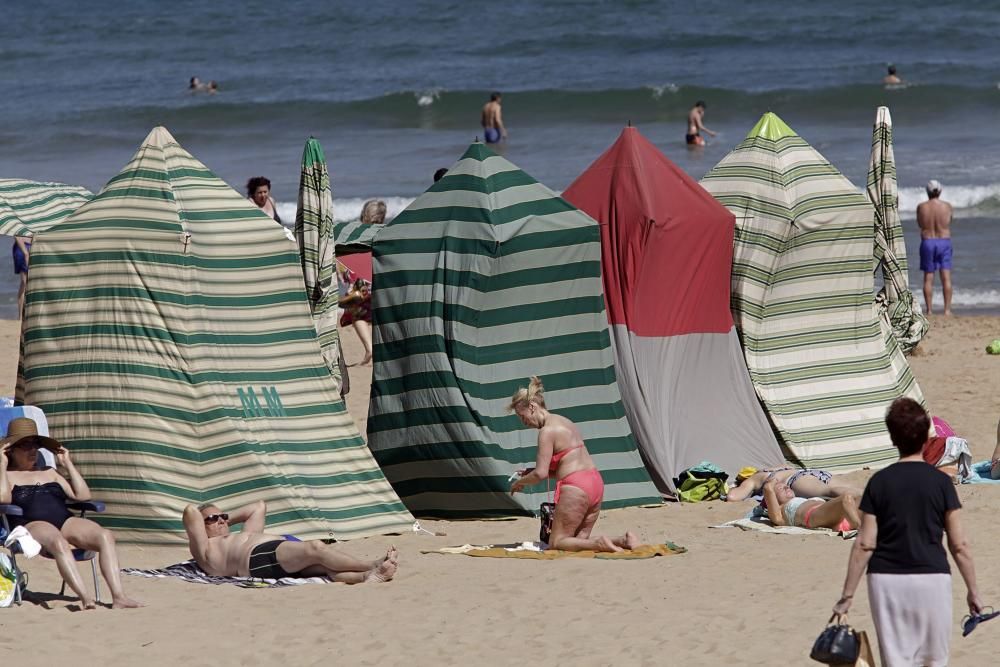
[916,198,952,239]
[480,93,506,144]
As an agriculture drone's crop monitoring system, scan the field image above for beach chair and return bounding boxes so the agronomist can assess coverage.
[0,497,106,605]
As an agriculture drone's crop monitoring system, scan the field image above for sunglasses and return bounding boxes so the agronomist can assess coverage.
[962,607,999,637]
[203,513,229,524]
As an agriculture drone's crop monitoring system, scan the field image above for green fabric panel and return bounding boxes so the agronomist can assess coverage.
[19,127,414,544]
[366,142,658,516]
[700,112,924,471]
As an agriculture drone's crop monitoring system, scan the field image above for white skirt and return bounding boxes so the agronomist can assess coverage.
[868,573,952,667]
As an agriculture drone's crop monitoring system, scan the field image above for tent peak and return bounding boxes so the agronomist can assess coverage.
[141,126,179,148]
[746,112,796,141]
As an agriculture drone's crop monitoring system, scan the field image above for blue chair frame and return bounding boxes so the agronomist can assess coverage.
[0,500,106,606]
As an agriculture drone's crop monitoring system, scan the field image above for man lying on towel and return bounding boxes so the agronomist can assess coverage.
[182,501,397,584]
[725,464,861,502]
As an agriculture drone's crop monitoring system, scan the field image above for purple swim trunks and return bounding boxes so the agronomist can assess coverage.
[919,238,952,272]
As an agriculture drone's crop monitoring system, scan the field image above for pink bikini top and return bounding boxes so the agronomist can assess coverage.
[548,444,584,474]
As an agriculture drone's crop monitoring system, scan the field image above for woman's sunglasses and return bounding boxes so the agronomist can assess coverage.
[203,513,229,524]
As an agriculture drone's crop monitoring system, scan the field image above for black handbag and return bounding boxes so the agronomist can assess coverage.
[538,502,556,544]
[810,614,860,664]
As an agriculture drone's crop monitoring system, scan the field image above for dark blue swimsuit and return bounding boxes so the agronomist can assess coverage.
[10,482,72,529]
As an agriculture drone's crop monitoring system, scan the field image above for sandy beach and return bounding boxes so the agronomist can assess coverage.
[1,315,998,665]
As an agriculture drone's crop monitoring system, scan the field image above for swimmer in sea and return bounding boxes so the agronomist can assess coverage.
[189,76,218,94]
[883,65,902,86]
[481,92,507,144]
[686,100,716,147]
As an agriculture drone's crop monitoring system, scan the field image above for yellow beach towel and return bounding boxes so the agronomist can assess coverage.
[422,541,686,560]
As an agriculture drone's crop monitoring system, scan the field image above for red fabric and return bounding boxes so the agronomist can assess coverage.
[339,251,372,282]
[922,437,947,466]
[562,127,735,336]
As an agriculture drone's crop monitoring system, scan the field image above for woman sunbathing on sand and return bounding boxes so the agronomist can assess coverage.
[508,377,639,553]
[762,478,861,532]
[726,465,860,502]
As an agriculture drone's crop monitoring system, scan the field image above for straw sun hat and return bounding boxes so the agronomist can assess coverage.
[1,417,63,452]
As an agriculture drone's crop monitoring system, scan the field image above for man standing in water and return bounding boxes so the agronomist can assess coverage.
[481,92,507,144]
[916,180,954,315]
[883,65,902,85]
[686,101,716,146]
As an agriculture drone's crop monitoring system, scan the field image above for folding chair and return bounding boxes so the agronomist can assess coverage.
[0,500,106,605]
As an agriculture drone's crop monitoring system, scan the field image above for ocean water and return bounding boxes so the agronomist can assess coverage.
[1,0,998,316]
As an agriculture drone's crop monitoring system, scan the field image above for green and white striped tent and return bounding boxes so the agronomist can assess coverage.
[700,113,923,471]
[17,127,414,543]
[366,143,660,518]
[0,179,91,236]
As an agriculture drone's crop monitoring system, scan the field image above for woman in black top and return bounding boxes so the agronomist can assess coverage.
[832,398,982,667]
[0,424,142,609]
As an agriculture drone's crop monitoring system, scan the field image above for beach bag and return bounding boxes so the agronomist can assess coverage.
[810,614,859,664]
[674,467,729,503]
[538,502,556,544]
[0,554,17,608]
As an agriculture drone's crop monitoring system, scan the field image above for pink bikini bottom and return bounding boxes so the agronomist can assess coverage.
[554,469,605,508]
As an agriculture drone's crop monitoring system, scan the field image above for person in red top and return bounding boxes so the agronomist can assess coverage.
[508,376,640,552]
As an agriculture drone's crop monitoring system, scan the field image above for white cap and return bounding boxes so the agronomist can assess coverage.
[926,179,942,195]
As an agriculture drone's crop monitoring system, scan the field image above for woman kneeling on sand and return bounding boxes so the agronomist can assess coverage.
[762,478,861,532]
[0,418,142,609]
[508,377,639,552]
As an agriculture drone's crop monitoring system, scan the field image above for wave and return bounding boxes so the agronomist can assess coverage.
[898,184,1000,219]
[51,83,1000,133]
[949,288,1000,308]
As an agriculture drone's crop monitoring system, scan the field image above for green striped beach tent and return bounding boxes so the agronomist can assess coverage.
[366,142,660,518]
[700,112,923,471]
[17,127,414,543]
[0,179,92,237]
[293,137,343,388]
[868,106,928,354]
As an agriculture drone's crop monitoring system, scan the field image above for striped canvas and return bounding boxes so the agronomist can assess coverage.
[867,107,928,354]
[366,143,660,518]
[293,138,343,388]
[0,179,91,237]
[700,113,923,471]
[17,127,414,543]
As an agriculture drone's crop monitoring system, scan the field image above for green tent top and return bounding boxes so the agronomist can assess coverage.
[18,126,414,543]
[366,142,660,518]
[746,111,796,141]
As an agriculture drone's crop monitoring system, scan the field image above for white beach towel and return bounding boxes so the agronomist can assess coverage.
[710,517,840,536]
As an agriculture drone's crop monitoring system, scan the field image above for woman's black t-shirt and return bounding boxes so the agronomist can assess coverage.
[860,461,961,575]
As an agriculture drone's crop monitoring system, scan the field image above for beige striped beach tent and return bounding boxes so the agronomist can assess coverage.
[0,179,91,237]
[17,127,414,543]
[700,112,923,471]
[366,142,660,518]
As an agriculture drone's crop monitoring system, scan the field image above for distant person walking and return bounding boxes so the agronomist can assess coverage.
[246,177,281,223]
[883,65,902,86]
[916,180,953,315]
[12,236,30,316]
[338,199,386,366]
[481,92,507,144]
[686,101,716,146]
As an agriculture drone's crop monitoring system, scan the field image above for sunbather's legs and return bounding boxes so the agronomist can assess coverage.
[789,474,833,499]
[277,542,398,584]
[803,494,861,530]
[26,520,93,609]
[62,517,142,608]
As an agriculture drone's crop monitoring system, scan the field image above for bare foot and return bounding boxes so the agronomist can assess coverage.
[81,597,97,610]
[373,545,398,570]
[595,536,624,553]
[364,557,397,583]
[112,596,144,609]
[624,531,641,550]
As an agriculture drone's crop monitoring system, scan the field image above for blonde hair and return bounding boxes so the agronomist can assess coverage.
[507,376,546,412]
[360,199,387,225]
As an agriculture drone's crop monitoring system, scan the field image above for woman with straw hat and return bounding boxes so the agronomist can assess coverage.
[0,418,141,609]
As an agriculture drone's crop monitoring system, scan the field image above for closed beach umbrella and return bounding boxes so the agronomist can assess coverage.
[867,106,928,354]
[294,137,343,388]
[700,112,923,471]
